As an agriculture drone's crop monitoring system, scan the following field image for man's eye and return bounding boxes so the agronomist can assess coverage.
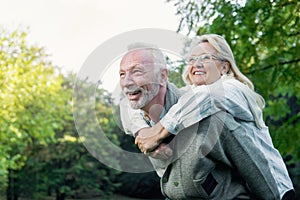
[132,70,143,74]
[119,72,125,78]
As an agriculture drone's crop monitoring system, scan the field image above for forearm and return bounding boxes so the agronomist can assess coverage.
[135,122,171,153]
[161,81,258,135]
[153,122,171,141]
[160,85,220,134]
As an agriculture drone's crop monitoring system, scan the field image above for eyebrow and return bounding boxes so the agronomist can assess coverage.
[119,63,142,72]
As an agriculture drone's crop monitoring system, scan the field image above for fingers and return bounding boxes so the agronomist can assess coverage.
[163,147,173,157]
[148,144,173,159]
[135,132,169,154]
[135,138,157,153]
[149,150,168,159]
[138,142,173,159]
[137,142,144,153]
[137,142,149,155]
[135,137,138,145]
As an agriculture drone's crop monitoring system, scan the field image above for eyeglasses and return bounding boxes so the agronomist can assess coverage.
[187,54,225,65]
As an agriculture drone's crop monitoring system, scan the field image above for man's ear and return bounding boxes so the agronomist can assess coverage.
[160,68,168,86]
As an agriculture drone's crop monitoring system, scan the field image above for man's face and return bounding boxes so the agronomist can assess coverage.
[119,50,161,109]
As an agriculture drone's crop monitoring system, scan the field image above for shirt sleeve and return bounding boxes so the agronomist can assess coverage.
[160,85,214,134]
[119,98,149,137]
[160,80,255,135]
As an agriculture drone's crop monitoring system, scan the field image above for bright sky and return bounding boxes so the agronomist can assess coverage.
[1,0,180,89]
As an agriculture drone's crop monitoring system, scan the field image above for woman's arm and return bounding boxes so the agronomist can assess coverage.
[160,79,256,134]
[135,85,216,153]
[136,79,257,153]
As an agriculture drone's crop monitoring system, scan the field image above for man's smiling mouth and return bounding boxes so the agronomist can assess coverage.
[126,89,142,100]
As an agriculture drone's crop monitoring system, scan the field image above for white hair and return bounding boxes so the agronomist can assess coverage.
[126,42,167,71]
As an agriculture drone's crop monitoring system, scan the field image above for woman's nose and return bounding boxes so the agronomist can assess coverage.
[193,61,204,68]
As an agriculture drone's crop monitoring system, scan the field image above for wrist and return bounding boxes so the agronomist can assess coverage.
[156,122,170,141]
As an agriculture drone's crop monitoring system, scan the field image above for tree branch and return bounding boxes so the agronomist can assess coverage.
[248,58,300,74]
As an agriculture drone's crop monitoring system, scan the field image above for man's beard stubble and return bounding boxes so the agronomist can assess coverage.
[125,83,160,110]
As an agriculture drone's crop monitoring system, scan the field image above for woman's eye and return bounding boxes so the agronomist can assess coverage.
[200,55,211,61]
[188,56,197,62]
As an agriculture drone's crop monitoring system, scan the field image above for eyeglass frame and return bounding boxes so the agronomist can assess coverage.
[187,54,226,65]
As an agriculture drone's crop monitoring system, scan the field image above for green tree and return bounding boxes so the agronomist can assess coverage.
[0,27,128,199]
[0,27,68,197]
[13,73,121,200]
[167,0,300,160]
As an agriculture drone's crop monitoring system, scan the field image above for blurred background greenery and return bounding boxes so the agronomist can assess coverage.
[1,0,299,199]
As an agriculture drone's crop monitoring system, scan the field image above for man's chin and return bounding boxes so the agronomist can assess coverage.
[129,101,143,110]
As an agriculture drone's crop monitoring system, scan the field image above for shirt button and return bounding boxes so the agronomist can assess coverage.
[162,177,168,183]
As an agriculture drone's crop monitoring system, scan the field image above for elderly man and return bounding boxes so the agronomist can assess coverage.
[119,43,295,199]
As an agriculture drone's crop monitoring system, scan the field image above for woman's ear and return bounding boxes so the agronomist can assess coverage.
[221,62,230,75]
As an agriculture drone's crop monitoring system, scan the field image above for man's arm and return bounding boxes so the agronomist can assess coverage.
[119,98,173,158]
[119,98,149,137]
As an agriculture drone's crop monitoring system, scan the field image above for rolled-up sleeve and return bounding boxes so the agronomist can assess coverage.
[160,85,216,134]
[119,98,149,137]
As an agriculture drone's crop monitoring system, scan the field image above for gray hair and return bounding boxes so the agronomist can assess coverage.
[126,42,167,71]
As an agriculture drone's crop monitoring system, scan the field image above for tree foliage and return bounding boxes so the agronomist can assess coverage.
[0,28,122,199]
[12,73,121,200]
[167,0,300,160]
[0,27,67,193]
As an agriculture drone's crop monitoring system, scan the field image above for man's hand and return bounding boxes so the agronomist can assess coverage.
[148,143,173,160]
[135,122,170,154]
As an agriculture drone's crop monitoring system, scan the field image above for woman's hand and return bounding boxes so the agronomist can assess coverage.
[135,122,170,154]
[148,143,173,160]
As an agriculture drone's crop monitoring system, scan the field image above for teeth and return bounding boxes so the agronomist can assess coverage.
[194,71,205,75]
[128,91,140,95]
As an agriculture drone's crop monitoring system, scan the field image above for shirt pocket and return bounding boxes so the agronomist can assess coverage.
[193,171,224,199]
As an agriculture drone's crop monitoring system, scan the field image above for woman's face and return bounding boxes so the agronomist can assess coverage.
[187,42,226,86]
